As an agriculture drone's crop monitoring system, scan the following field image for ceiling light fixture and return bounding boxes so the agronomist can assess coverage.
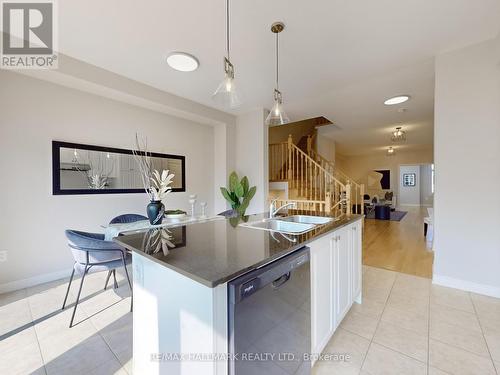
[384,95,410,105]
[166,52,199,72]
[386,147,396,156]
[212,0,241,108]
[265,22,290,126]
[391,126,407,142]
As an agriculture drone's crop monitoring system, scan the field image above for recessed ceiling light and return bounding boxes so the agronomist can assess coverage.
[166,52,199,72]
[384,95,410,105]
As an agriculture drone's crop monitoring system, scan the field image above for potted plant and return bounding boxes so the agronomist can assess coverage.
[220,171,256,216]
[146,169,175,225]
[133,134,175,225]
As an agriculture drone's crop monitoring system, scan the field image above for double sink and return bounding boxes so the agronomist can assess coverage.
[240,215,335,235]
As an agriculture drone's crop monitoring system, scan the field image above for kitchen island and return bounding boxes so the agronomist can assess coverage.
[115,211,363,375]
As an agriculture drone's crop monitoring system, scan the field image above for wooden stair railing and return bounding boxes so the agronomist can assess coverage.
[307,143,364,215]
[269,135,351,216]
[269,142,289,181]
[308,146,334,175]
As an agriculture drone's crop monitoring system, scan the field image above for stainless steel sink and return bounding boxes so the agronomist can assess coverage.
[240,219,316,235]
[279,215,334,225]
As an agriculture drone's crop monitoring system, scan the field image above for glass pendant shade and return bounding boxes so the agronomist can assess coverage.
[265,89,290,126]
[386,147,396,156]
[212,57,241,108]
[212,75,241,108]
[266,22,289,126]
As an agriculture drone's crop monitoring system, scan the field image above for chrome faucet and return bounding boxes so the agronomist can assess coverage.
[269,198,297,218]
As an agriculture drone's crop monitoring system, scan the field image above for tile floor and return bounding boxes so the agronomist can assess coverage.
[0,268,132,375]
[314,266,500,375]
[1,265,499,375]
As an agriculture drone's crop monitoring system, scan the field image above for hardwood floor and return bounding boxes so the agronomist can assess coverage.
[362,206,434,278]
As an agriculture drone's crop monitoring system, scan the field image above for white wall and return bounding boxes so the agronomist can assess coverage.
[399,165,421,206]
[234,109,268,214]
[336,148,434,203]
[316,127,336,162]
[213,122,235,214]
[0,71,219,291]
[433,34,500,297]
[16,52,237,216]
[420,164,433,207]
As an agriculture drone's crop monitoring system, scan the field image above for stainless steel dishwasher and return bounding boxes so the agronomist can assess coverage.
[228,247,311,375]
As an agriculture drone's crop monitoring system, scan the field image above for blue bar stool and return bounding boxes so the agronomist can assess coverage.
[109,214,147,224]
[62,230,132,327]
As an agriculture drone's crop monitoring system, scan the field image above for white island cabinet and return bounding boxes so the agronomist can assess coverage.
[310,219,363,358]
[132,253,229,375]
[123,215,364,375]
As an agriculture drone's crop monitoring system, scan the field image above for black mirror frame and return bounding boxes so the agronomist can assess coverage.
[52,140,186,195]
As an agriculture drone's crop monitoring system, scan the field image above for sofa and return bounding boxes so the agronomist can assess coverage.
[364,191,397,212]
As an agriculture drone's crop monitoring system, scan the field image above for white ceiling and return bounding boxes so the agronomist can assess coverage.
[58,0,500,154]
[307,59,435,155]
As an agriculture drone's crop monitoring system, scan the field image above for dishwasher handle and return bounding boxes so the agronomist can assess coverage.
[229,246,310,304]
[272,272,291,289]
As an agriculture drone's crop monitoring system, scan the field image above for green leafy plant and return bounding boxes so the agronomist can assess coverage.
[220,172,257,215]
[229,215,249,228]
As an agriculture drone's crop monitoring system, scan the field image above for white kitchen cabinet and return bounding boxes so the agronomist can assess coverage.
[310,218,363,358]
[351,220,362,303]
[332,226,352,329]
[310,235,334,354]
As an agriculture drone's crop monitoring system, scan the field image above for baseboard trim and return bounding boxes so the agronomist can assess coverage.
[0,269,69,294]
[433,274,500,298]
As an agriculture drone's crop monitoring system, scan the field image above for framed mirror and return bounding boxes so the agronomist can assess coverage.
[52,141,185,195]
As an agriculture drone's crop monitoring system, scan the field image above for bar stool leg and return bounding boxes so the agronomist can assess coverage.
[70,266,88,328]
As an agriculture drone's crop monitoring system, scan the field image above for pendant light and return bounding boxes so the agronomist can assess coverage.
[386,146,396,156]
[391,126,407,142]
[212,0,241,108]
[265,22,290,126]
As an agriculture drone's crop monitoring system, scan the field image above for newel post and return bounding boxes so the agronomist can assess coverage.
[325,191,332,213]
[345,183,352,216]
[287,134,293,180]
[307,135,312,156]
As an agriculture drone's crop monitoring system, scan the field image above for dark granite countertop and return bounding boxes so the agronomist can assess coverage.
[114,211,363,288]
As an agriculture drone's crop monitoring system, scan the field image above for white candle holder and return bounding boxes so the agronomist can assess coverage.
[189,194,197,219]
[200,202,207,219]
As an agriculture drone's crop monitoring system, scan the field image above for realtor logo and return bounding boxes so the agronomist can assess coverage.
[1,0,58,69]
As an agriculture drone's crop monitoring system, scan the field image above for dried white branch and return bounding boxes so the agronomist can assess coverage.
[132,133,154,200]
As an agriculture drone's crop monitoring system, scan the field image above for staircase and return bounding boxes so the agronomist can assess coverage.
[269,134,364,217]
